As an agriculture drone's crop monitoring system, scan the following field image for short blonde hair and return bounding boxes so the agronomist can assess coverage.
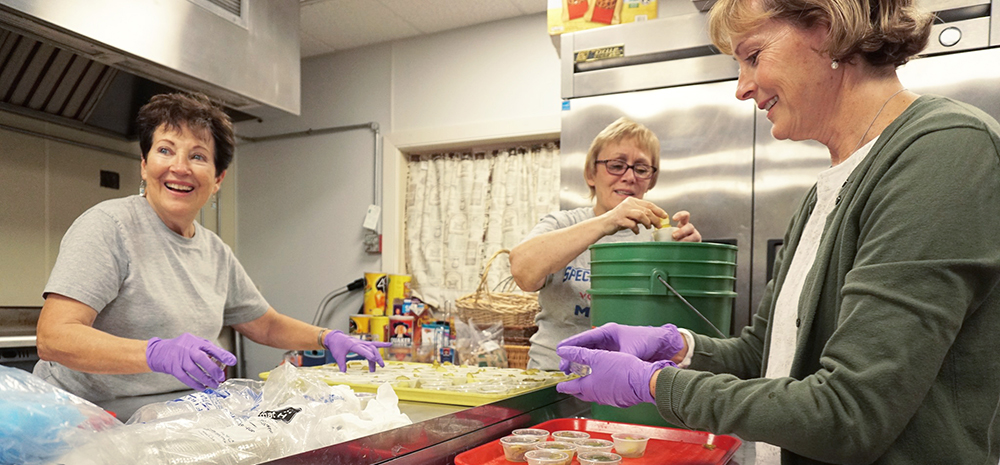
[708,0,932,67]
[584,117,661,199]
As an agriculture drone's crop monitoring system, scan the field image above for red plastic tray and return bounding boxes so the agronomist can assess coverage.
[455,418,740,465]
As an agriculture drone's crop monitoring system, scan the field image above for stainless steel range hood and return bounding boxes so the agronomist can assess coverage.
[0,0,300,141]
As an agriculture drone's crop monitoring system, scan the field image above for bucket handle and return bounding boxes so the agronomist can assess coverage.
[654,273,728,338]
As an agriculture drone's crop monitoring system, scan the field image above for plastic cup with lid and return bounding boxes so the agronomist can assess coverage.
[575,438,614,454]
[535,441,577,459]
[610,432,650,457]
[512,428,551,441]
[500,435,543,462]
[577,451,623,465]
[524,449,572,465]
[551,430,590,444]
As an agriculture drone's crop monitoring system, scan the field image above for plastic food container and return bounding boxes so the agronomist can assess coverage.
[611,432,650,458]
[535,441,577,459]
[500,435,542,462]
[524,449,571,465]
[577,451,623,464]
[512,428,551,440]
[575,438,614,454]
[551,430,590,443]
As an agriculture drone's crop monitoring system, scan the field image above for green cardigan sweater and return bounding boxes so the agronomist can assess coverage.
[654,96,1000,464]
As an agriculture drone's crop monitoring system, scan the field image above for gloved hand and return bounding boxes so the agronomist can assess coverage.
[556,345,676,408]
[146,333,236,391]
[557,322,684,373]
[324,329,391,373]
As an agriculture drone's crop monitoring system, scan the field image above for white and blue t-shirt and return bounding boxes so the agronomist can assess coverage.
[523,207,653,370]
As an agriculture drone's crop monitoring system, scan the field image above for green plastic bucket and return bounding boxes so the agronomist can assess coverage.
[589,273,736,293]
[587,289,735,336]
[590,241,737,262]
[586,241,737,427]
[591,259,736,277]
[587,289,735,427]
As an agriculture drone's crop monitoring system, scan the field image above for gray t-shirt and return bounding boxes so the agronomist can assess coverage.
[34,195,269,402]
[524,207,652,370]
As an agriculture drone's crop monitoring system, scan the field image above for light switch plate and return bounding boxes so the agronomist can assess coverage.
[363,204,381,231]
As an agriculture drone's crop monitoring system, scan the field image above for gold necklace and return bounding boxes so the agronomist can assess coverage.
[852,88,907,154]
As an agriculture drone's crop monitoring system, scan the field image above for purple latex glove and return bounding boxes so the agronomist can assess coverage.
[556,345,676,408]
[146,333,236,391]
[557,322,684,373]
[324,329,391,373]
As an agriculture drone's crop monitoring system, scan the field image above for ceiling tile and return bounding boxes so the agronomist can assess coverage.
[298,0,547,57]
[299,31,334,58]
[378,0,524,34]
[506,0,549,15]
[300,0,421,56]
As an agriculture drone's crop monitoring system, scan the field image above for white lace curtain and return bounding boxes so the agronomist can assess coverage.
[405,143,560,307]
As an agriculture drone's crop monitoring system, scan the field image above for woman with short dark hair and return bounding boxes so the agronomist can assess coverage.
[34,93,388,415]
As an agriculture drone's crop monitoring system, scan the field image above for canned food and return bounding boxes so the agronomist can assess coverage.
[387,274,412,315]
[349,314,371,335]
[370,316,390,357]
[364,272,388,315]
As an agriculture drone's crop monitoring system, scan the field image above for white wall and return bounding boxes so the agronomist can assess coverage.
[233,12,561,376]
[0,113,141,306]
[390,12,561,146]
[235,42,392,377]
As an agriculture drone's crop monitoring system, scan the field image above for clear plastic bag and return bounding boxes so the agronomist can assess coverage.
[128,378,264,424]
[0,366,121,465]
[455,318,508,367]
[55,362,412,464]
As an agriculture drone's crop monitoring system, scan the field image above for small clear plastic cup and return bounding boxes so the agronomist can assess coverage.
[500,435,542,462]
[569,361,591,376]
[512,428,551,441]
[551,430,590,444]
[524,449,571,465]
[577,451,623,465]
[535,441,577,460]
[575,438,614,454]
[610,432,650,458]
[419,379,452,390]
[476,385,510,395]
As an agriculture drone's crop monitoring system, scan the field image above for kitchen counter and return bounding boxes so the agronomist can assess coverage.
[261,384,590,465]
[261,383,757,465]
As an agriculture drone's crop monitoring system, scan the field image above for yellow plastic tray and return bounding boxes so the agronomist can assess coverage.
[259,361,571,407]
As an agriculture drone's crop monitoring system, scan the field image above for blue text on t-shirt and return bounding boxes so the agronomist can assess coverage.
[563,266,590,283]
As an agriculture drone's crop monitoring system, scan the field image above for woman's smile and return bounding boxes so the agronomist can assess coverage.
[140,122,225,237]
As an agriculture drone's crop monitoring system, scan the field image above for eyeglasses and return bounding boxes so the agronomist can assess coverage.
[595,159,657,179]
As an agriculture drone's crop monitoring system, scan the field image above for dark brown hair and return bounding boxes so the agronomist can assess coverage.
[709,0,932,68]
[136,93,235,175]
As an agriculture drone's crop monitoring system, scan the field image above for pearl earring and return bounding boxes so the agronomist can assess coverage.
[831,60,839,70]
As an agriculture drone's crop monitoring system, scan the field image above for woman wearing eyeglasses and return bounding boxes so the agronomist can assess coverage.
[509,117,702,370]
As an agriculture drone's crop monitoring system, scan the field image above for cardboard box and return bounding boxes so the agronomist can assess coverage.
[548,0,657,35]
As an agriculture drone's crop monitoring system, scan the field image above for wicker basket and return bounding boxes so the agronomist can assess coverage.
[456,250,540,327]
[505,344,530,369]
[504,325,538,345]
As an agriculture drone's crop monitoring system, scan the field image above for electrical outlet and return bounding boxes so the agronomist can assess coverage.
[363,231,381,254]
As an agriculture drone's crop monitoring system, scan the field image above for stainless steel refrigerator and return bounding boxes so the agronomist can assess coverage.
[559,0,1000,333]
